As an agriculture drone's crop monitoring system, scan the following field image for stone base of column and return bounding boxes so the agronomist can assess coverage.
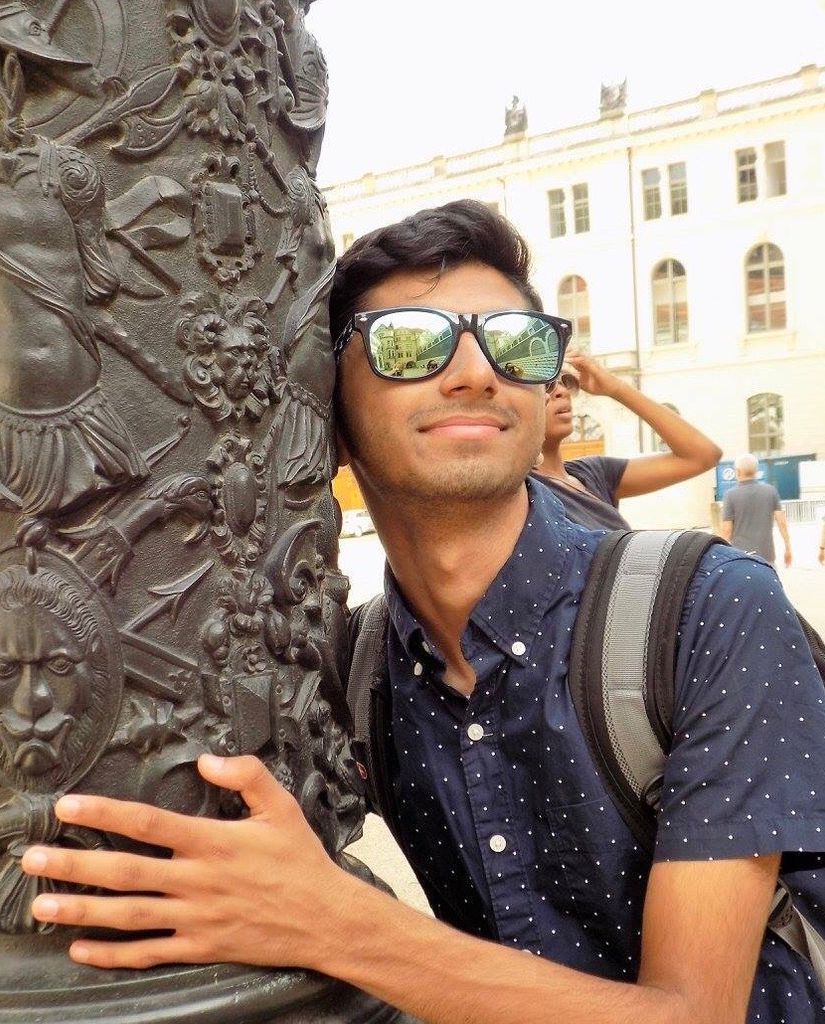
[0,933,412,1023]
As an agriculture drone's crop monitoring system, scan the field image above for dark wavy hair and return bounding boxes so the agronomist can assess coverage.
[329,199,542,342]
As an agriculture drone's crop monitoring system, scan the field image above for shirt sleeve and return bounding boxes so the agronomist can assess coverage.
[567,456,629,506]
[654,551,825,862]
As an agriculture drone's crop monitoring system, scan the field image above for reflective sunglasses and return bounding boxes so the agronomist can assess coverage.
[548,364,581,397]
[333,306,572,385]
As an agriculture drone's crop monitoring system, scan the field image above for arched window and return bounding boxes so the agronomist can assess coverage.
[557,275,591,351]
[652,259,688,344]
[746,243,786,332]
[651,402,680,452]
[747,393,784,456]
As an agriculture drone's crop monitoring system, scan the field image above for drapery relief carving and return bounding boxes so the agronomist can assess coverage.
[0,0,355,948]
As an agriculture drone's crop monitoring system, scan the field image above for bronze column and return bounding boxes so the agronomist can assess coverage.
[0,2,403,1020]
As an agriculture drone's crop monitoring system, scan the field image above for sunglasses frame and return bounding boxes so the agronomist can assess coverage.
[334,306,573,385]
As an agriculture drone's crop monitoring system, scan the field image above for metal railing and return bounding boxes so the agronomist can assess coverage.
[781,499,825,524]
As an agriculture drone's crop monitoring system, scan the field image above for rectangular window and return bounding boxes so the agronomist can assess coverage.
[668,162,688,215]
[548,189,566,238]
[765,141,786,197]
[736,147,758,202]
[572,183,590,233]
[642,168,661,220]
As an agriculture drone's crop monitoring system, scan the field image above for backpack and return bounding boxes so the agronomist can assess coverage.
[346,528,825,987]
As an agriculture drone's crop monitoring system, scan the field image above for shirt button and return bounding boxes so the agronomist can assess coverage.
[489,834,507,853]
[467,723,484,742]
[412,662,423,676]
[511,640,526,656]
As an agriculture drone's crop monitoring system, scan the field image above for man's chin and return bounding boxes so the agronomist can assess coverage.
[402,460,530,504]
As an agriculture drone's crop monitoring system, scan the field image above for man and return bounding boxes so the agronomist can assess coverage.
[720,453,792,567]
[22,201,825,1023]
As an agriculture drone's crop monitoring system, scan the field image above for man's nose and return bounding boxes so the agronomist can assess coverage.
[438,329,498,394]
[13,665,53,721]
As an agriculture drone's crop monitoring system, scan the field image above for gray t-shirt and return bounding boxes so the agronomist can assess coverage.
[531,456,630,530]
[721,479,781,562]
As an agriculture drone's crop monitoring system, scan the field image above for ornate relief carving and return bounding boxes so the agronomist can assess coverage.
[207,432,268,565]
[0,548,123,797]
[178,289,277,421]
[191,152,262,283]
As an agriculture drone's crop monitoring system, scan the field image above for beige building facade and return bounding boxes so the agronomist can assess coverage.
[324,67,825,528]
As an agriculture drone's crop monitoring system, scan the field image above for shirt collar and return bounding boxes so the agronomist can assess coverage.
[383,479,600,667]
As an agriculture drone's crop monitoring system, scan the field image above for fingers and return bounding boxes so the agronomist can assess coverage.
[197,754,297,821]
[21,843,185,894]
[48,794,211,856]
[68,934,201,971]
[31,891,181,935]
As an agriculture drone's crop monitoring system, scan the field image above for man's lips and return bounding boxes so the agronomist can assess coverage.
[419,416,507,440]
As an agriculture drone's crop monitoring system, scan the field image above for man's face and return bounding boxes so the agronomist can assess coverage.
[336,261,546,508]
[215,327,259,400]
[543,365,580,445]
[0,605,92,778]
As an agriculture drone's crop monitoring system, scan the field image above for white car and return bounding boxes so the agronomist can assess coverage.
[341,508,375,538]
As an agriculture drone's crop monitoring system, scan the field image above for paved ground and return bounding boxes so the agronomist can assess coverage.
[341,522,825,913]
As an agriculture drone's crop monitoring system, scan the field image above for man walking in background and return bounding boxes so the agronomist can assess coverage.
[720,453,792,566]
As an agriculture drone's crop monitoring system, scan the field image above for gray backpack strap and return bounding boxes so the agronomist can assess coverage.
[572,529,825,985]
[346,594,389,811]
[770,880,825,990]
[570,529,685,852]
[599,529,683,814]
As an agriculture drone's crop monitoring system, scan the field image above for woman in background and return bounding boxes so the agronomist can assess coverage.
[534,353,722,529]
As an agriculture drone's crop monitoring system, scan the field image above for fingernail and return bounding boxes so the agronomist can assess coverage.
[33,896,59,920]
[55,796,82,819]
[22,848,47,871]
[71,943,90,963]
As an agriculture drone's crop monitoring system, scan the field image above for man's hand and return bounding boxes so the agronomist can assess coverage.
[21,754,350,971]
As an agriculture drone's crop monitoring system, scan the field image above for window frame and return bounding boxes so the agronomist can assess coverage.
[557,274,591,350]
[572,182,590,234]
[651,258,689,345]
[668,162,688,216]
[745,242,786,333]
[642,167,662,220]
[765,141,786,198]
[548,188,566,238]
[736,147,758,203]
[747,392,784,456]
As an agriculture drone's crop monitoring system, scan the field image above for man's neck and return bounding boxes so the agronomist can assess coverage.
[374,486,530,695]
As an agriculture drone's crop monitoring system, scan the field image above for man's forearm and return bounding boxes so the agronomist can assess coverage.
[321,874,683,1024]
[609,381,720,465]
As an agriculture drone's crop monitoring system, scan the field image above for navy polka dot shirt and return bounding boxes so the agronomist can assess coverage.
[383,479,825,1020]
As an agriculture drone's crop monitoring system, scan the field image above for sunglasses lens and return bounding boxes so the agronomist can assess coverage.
[366,310,453,379]
[483,313,563,383]
[559,371,580,395]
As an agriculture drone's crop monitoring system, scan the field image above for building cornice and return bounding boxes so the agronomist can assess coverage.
[323,65,825,205]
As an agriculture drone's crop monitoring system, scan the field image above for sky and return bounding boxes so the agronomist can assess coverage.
[308,0,825,186]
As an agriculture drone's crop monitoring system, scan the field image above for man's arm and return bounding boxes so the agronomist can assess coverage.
[567,355,722,500]
[23,755,778,1024]
[718,519,733,543]
[773,509,792,567]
